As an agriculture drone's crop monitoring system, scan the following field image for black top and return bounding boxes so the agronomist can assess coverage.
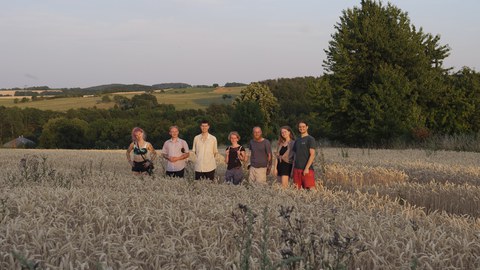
[226,146,245,170]
[279,145,288,156]
[134,142,148,155]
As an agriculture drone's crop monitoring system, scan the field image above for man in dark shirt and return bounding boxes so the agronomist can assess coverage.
[248,127,272,184]
[292,121,316,189]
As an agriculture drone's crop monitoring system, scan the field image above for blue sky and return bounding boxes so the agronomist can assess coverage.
[1,0,479,88]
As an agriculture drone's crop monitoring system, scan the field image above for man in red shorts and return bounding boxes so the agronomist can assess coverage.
[292,121,316,189]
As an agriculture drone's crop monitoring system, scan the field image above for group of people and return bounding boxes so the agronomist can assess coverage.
[126,120,317,189]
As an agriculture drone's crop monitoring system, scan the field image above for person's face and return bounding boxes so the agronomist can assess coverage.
[281,129,290,140]
[200,123,210,133]
[170,128,179,138]
[298,123,308,134]
[253,128,262,140]
[134,131,143,141]
[230,134,239,144]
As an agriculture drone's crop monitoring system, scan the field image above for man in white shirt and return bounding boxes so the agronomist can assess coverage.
[161,126,190,178]
[192,120,218,180]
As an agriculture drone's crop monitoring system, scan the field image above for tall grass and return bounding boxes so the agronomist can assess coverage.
[0,149,479,269]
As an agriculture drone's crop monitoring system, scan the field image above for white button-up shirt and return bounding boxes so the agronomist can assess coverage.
[161,138,189,172]
[192,133,218,172]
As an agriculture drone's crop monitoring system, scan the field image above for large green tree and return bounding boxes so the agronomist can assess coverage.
[233,83,278,136]
[39,118,89,149]
[321,0,450,144]
[231,101,266,142]
[261,77,317,127]
[441,67,480,133]
[234,83,278,123]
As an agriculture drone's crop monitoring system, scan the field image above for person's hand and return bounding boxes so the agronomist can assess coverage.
[128,160,134,167]
[143,161,151,168]
[303,168,309,176]
[170,157,177,162]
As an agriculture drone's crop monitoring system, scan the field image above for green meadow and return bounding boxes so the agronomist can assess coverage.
[0,87,244,111]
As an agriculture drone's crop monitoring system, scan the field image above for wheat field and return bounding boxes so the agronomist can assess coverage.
[0,148,479,269]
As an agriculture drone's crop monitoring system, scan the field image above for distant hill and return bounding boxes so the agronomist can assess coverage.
[83,84,154,93]
[2,82,244,96]
[152,83,192,89]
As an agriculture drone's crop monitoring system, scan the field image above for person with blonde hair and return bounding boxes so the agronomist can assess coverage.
[161,125,190,178]
[274,126,295,188]
[126,127,157,175]
[225,131,247,185]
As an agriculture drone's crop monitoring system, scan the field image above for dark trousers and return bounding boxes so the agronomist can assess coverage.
[195,170,215,180]
[225,167,244,185]
[166,169,185,178]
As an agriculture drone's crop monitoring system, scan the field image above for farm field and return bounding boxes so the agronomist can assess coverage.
[0,87,243,111]
[0,148,479,269]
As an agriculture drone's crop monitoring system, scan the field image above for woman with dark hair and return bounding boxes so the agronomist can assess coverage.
[274,126,295,188]
[126,127,157,175]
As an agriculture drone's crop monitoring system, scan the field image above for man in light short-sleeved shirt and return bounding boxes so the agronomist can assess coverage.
[192,120,218,180]
[162,126,190,178]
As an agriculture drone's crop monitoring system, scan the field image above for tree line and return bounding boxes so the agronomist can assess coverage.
[1,0,479,149]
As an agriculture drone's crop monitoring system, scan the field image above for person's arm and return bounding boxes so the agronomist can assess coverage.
[303,148,315,175]
[191,136,197,155]
[282,141,294,163]
[170,142,190,162]
[272,153,278,176]
[225,147,230,164]
[181,141,190,160]
[274,145,280,160]
[148,143,157,162]
[246,142,251,163]
[178,152,190,161]
[290,141,296,178]
[266,140,272,175]
[126,143,134,167]
[213,137,218,158]
[238,147,247,161]
[161,142,170,161]
[266,153,272,175]
[288,141,295,163]
[303,139,316,176]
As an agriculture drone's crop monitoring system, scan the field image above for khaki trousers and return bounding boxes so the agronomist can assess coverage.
[249,167,267,183]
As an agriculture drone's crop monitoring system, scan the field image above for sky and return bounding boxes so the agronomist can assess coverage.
[1,0,480,88]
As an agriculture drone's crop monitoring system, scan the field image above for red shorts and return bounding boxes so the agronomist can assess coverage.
[293,168,315,189]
